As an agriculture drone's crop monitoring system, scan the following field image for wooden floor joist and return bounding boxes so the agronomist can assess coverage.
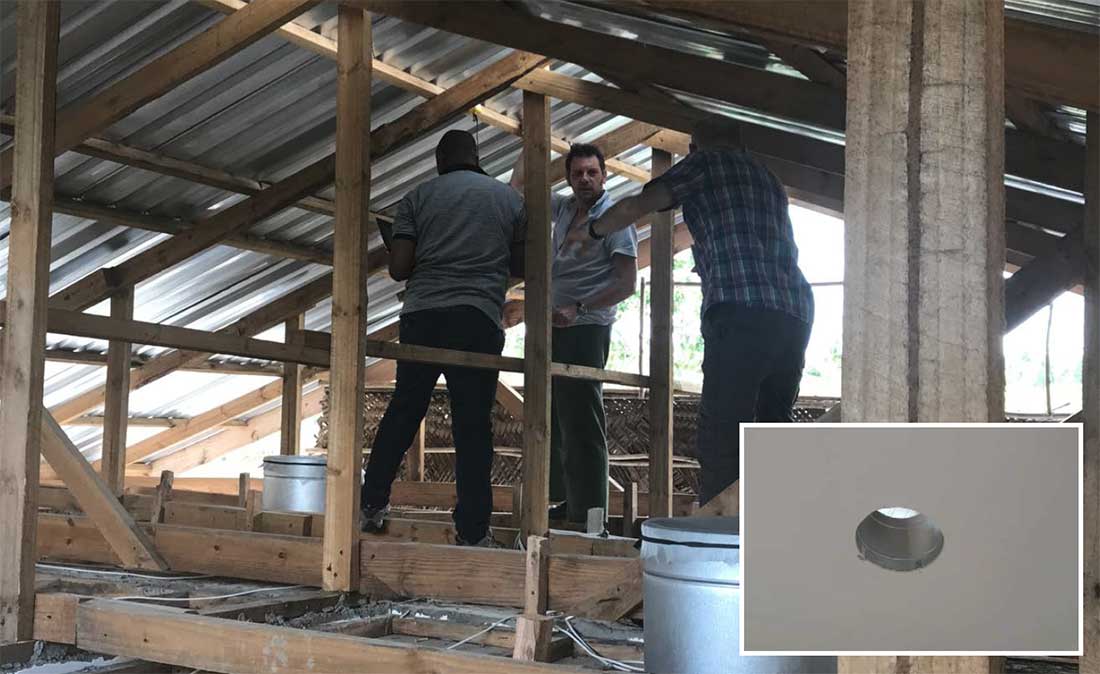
[69,599,578,674]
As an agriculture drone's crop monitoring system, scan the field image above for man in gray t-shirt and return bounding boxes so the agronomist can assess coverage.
[362,130,526,547]
[511,143,638,524]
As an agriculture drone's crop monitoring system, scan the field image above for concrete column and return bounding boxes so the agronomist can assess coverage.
[842,0,1004,671]
[843,0,1005,424]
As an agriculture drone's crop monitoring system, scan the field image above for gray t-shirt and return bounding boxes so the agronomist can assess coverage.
[393,169,526,327]
[551,190,638,326]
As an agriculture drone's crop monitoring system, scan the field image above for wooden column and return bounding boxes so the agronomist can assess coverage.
[280,314,305,456]
[405,420,425,482]
[101,286,134,495]
[1081,111,1099,672]
[842,0,1004,672]
[520,90,552,539]
[648,148,674,518]
[322,5,371,592]
[0,0,59,644]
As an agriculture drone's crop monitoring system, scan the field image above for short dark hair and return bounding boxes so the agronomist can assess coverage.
[565,143,605,176]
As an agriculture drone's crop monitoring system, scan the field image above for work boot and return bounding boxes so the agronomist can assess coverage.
[548,501,568,520]
[360,503,390,533]
[456,530,504,548]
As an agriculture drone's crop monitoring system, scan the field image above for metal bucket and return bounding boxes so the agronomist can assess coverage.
[641,517,836,674]
[262,455,327,514]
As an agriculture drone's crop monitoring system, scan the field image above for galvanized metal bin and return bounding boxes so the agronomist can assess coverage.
[641,517,836,674]
[262,455,327,514]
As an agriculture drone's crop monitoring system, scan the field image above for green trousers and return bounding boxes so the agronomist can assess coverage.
[549,324,612,523]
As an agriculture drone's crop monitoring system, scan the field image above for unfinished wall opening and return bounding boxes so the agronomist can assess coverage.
[855,506,944,572]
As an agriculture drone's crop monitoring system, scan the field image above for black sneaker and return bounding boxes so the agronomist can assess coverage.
[360,503,390,533]
[548,501,567,520]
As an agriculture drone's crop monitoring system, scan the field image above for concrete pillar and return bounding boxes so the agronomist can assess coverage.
[842,0,1004,671]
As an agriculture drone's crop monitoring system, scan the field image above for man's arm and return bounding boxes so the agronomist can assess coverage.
[388,239,415,281]
[587,181,675,240]
[583,253,637,310]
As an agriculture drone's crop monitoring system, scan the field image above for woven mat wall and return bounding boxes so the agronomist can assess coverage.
[316,388,835,496]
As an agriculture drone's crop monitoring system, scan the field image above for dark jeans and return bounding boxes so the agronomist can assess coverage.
[361,306,505,543]
[697,303,812,504]
[549,324,612,523]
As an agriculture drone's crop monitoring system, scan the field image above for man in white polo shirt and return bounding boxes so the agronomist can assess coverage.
[511,143,638,524]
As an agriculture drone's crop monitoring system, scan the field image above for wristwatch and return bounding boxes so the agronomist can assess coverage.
[587,218,605,240]
[575,301,588,316]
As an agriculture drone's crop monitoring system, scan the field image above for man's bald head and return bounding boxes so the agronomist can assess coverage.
[436,129,479,173]
[690,116,744,152]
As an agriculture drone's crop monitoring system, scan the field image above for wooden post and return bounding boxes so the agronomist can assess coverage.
[842,1,1004,671]
[520,90,552,539]
[101,286,134,496]
[514,535,553,662]
[621,481,638,538]
[151,471,174,526]
[0,0,59,644]
[405,420,425,482]
[280,315,305,456]
[237,472,251,508]
[648,148,674,518]
[322,5,371,592]
[1081,111,1099,672]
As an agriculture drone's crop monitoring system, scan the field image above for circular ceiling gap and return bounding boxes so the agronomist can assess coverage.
[855,506,944,572]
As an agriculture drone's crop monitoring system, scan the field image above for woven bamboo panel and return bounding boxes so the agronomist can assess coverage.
[316,388,836,495]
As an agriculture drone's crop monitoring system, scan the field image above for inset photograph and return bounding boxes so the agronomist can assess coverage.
[741,423,1081,655]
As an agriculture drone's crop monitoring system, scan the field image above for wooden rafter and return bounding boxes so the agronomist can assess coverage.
[0,0,323,192]
[195,0,647,184]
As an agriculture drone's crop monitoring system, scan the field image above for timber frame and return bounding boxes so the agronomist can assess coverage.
[1,1,1097,672]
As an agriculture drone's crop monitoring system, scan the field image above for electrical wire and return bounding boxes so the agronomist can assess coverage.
[554,614,645,672]
[109,585,305,603]
[444,613,518,650]
[35,562,215,581]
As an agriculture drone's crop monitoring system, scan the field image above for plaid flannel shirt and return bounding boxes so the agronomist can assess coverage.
[648,149,814,324]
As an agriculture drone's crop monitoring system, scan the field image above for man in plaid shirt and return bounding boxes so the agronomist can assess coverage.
[570,117,814,506]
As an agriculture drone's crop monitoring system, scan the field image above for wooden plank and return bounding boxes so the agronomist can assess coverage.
[360,541,639,614]
[33,593,80,644]
[150,471,173,526]
[648,148,674,517]
[1082,111,1099,673]
[621,482,639,538]
[101,288,133,496]
[280,315,305,456]
[323,5,372,593]
[74,599,576,674]
[0,0,58,643]
[199,589,342,621]
[36,513,121,566]
[153,525,322,585]
[521,90,553,540]
[495,380,524,421]
[0,0,322,192]
[513,615,556,662]
[39,413,167,570]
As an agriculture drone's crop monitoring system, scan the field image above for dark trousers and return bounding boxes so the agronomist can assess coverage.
[697,303,812,505]
[361,306,504,543]
[549,324,612,523]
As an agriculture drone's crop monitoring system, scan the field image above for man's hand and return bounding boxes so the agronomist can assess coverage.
[502,299,525,329]
[552,304,578,327]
